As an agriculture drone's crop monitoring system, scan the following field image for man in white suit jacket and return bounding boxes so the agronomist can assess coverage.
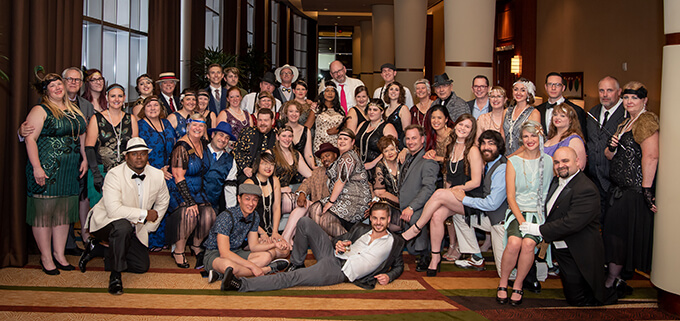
[81,137,170,295]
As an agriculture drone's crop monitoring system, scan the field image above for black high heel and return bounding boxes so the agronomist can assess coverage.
[53,257,75,271]
[172,252,190,268]
[496,286,508,304]
[426,251,441,277]
[40,260,60,276]
[509,289,524,306]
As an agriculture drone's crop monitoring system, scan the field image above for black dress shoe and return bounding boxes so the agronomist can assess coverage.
[79,240,94,273]
[40,260,60,276]
[53,258,76,271]
[195,251,205,270]
[287,264,305,272]
[415,255,431,272]
[496,287,509,304]
[65,247,84,256]
[108,276,124,295]
[523,279,541,294]
[615,278,633,298]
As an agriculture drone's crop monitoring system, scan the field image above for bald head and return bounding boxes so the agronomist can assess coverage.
[329,60,347,83]
[553,147,579,178]
[598,76,621,109]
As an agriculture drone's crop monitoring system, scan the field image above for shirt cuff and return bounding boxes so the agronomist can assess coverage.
[138,209,148,224]
[461,196,471,207]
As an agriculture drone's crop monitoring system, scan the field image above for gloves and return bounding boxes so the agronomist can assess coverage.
[519,222,542,237]
[86,146,104,193]
[643,187,656,212]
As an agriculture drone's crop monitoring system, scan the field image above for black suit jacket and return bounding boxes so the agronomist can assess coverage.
[540,172,607,303]
[585,103,627,193]
[467,99,490,115]
[333,222,405,290]
[159,94,180,116]
[536,98,588,141]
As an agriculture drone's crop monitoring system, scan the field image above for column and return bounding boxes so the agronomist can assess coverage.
[394,0,427,102]
[352,26,362,83]
[179,0,192,90]
[443,0,495,100]
[372,4,395,92]
[360,20,374,89]
[652,0,680,316]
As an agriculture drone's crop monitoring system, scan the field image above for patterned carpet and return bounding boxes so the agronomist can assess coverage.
[0,251,677,321]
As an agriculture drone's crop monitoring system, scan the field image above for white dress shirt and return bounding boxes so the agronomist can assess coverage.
[545,96,565,126]
[599,99,623,126]
[335,230,394,282]
[545,170,579,249]
[125,165,148,224]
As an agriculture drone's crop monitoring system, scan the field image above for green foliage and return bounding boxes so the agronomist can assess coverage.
[238,47,272,93]
[190,47,272,93]
[190,47,238,89]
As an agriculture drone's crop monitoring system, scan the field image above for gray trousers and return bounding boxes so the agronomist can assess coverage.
[239,217,347,292]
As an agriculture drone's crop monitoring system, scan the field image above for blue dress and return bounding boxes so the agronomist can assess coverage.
[138,118,177,248]
[172,112,188,138]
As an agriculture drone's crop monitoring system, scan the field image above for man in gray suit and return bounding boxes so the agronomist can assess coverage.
[586,76,627,221]
[398,124,439,270]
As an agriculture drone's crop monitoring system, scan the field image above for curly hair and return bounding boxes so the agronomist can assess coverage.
[382,81,406,105]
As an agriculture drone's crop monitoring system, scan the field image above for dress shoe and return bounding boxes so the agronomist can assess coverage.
[208,269,223,284]
[523,279,541,294]
[287,264,305,272]
[426,252,441,277]
[194,251,205,270]
[79,240,94,273]
[509,289,524,306]
[496,286,509,304]
[40,260,60,276]
[53,258,76,271]
[266,259,290,274]
[415,255,431,272]
[65,247,84,256]
[108,275,124,295]
[615,278,633,298]
[220,267,242,291]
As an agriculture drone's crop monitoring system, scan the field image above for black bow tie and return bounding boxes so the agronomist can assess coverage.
[132,173,146,181]
[282,88,291,93]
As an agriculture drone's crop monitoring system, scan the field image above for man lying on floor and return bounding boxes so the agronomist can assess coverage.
[221,202,405,292]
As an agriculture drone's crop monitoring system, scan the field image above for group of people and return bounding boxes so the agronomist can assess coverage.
[22,60,658,308]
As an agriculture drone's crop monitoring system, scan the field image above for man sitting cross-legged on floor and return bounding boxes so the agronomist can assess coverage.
[204,183,291,282]
[221,202,405,292]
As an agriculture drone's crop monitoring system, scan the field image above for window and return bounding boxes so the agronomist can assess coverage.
[246,0,255,48]
[270,0,279,67]
[82,0,149,101]
[293,14,307,80]
[205,0,222,49]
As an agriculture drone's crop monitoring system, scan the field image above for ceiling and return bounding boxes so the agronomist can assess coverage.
[287,0,442,26]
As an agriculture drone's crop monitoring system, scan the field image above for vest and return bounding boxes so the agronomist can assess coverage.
[204,152,236,212]
[482,155,508,225]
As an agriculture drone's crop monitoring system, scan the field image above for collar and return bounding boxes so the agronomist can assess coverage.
[558,170,579,187]
[603,99,623,114]
[125,164,147,179]
[485,155,503,171]
[162,93,173,102]
[210,84,222,91]
[410,147,424,157]
[548,96,565,105]
[475,98,490,110]
[231,206,255,223]
[208,144,224,157]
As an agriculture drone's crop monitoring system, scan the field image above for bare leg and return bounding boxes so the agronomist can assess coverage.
[402,188,464,241]
[51,224,70,266]
[281,200,310,244]
[498,236,522,299]
[480,232,492,252]
[32,226,55,270]
[511,238,537,300]
[606,263,623,288]
[211,253,273,277]
[428,207,456,270]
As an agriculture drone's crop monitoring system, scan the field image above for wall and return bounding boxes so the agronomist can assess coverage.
[431,2,446,77]
[536,0,664,113]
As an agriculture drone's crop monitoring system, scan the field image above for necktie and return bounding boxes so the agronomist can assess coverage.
[213,152,218,161]
[339,84,348,113]
[400,154,414,186]
[169,97,176,112]
[215,89,220,102]
[601,111,610,129]
[483,163,489,179]
[132,173,146,181]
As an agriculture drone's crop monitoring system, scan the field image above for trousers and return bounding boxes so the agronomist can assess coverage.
[91,219,149,273]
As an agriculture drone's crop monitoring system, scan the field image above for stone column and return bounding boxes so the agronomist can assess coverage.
[352,26,362,83]
[443,0,495,100]
[372,4,394,92]
[652,0,680,316]
[394,0,427,102]
[179,0,192,90]
[360,20,374,89]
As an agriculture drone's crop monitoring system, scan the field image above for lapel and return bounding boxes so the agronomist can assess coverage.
[548,173,582,216]
[547,177,559,205]
[123,166,141,209]
[140,167,152,209]
[401,149,423,183]
[220,87,228,110]
[605,104,627,133]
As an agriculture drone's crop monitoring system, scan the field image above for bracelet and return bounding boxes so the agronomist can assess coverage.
[329,199,335,204]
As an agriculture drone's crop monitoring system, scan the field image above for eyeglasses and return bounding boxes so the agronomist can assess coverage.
[280,71,293,75]
[89,77,104,83]
[547,82,563,88]
[65,77,82,83]
[473,85,488,89]
[489,95,505,99]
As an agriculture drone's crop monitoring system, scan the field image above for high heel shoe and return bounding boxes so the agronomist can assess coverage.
[509,289,524,306]
[172,252,190,268]
[426,251,441,277]
[40,260,60,276]
[53,257,75,271]
[401,222,422,241]
[496,287,508,304]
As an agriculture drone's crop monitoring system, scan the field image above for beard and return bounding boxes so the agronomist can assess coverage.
[481,149,499,163]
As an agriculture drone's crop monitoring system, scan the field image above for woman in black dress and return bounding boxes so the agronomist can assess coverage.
[355,99,398,172]
[280,100,316,169]
[603,81,659,296]
[383,81,412,145]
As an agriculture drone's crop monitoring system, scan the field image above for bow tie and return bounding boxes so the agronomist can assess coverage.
[132,173,146,181]
[281,88,291,93]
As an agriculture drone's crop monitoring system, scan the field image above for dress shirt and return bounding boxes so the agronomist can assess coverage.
[545,96,565,126]
[280,85,293,101]
[210,85,222,101]
[545,170,578,249]
[335,230,394,282]
[599,99,623,127]
[241,92,283,114]
[462,156,506,212]
[125,165,148,224]
[208,144,224,161]
[472,99,490,120]
[321,77,364,109]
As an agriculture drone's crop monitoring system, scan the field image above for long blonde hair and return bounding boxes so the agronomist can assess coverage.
[272,125,299,174]
[38,73,84,119]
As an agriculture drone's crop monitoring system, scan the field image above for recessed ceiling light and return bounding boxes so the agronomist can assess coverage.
[323,8,328,11]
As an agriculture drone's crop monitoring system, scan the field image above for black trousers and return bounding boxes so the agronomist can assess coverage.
[91,219,150,273]
[553,247,600,306]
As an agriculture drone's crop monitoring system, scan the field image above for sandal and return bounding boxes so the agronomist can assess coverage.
[442,244,461,261]
[509,289,524,306]
[171,252,190,268]
[496,286,508,304]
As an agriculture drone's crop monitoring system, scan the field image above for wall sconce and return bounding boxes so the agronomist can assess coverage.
[511,55,522,76]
